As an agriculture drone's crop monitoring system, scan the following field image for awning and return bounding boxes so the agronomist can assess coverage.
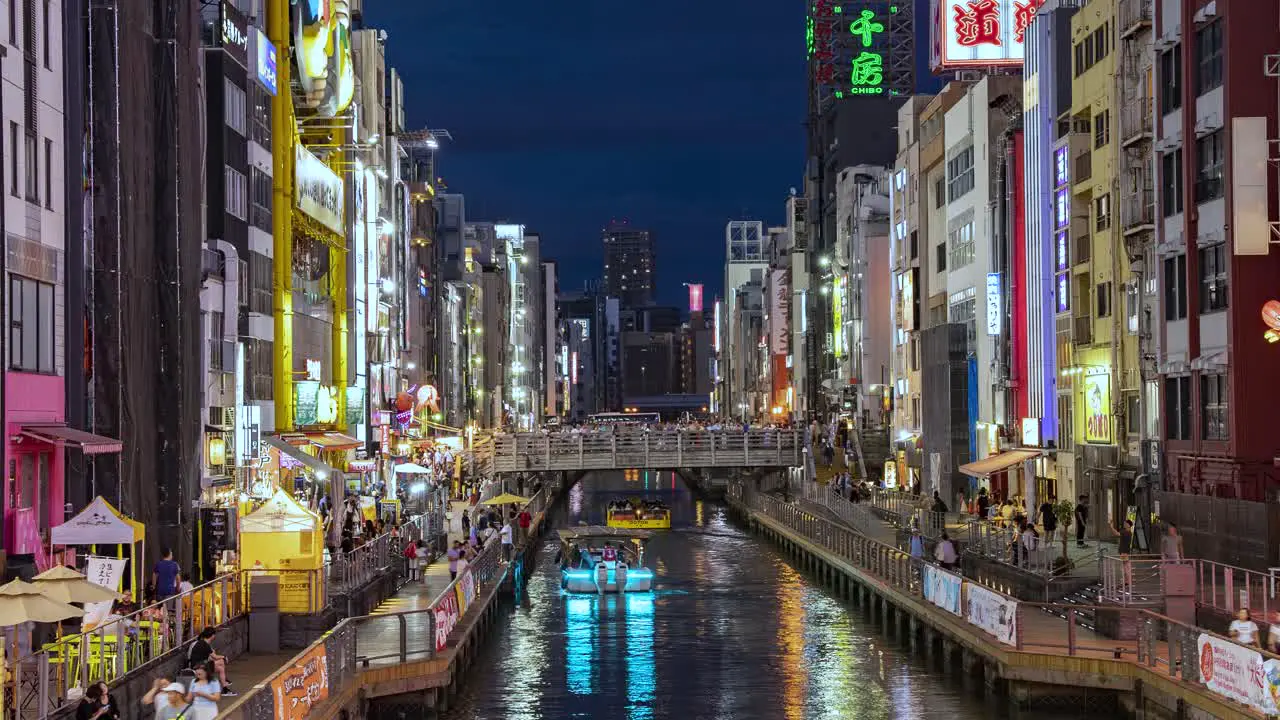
[959,449,1043,479]
[263,436,343,477]
[306,432,362,451]
[22,425,123,455]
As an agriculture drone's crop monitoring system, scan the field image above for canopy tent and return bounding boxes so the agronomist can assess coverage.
[238,489,324,614]
[393,462,431,474]
[50,496,145,602]
[481,493,530,506]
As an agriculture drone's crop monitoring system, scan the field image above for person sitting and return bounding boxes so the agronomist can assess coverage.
[187,627,236,696]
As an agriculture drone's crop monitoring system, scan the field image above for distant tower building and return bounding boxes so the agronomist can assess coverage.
[602,222,655,308]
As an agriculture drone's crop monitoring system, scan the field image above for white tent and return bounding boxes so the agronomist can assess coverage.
[394,463,432,474]
[51,496,144,546]
[240,488,319,533]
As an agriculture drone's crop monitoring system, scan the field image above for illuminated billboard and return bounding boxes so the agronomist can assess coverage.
[295,146,344,235]
[810,1,914,101]
[293,0,354,117]
[930,0,1043,71]
[688,284,704,314]
[1083,372,1111,444]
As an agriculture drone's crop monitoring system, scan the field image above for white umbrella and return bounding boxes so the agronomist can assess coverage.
[394,463,432,474]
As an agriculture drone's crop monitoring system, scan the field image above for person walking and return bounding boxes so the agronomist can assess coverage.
[1161,523,1184,560]
[935,532,959,571]
[153,549,180,602]
[447,541,462,581]
[500,520,514,562]
[517,507,532,542]
[1231,608,1261,648]
[908,528,925,559]
[1039,496,1058,543]
[403,539,419,582]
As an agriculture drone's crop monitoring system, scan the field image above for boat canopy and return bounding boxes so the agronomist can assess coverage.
[558,526,653,542]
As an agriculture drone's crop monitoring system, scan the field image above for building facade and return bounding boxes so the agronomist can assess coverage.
[602,222,655,309]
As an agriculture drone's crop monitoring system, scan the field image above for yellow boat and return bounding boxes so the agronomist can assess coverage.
[607,505,671,530]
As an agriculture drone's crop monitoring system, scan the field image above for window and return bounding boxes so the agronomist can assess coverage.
[1057,395,1074,450]
[1161,149,1183,217]
[23,132,35,203]
[933,176,944,209]
[249,84,272,149]
[1094,193,1111,231]
[247,251,273,315]
[8,122,16,197]
[250,167,272,232]
[1125,282,1139,334]
[1096,282,1112,318]
[1198,243,1228,313]
[1164,376,1191,441]
[41,0,49,69]
[1159,44,1182,113]
[946,145,974,202]
[1094,109,1110,148]
[1163,254,1187,321]
[42,137,49,209]
[224,79,246,135]
[209,311,224,371]
[1195,20,1222,95]
[935,242,946,272]
[8,275,54,373]
[1194,131,1224,203]
[1124,392,1140,435]
[224,166,246,220]
[948,287,977,349]
[948,221,975,269]
[8,0,14,45]
[1201,373,1228,441]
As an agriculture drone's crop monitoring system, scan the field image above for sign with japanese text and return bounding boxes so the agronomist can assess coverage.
[455,566,477,613]
[985,272,1002,336]
[434,591,459,652]
[966,583,1017,646]
[82,557,127,629]
[1197,633,1279,713]
[270,644,329,720]
[1083,372,1111,445]
[810,1,909,100]
[931,0,1043,71]
[923,566,963,615]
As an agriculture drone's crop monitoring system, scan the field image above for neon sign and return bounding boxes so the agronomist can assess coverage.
[931,0,1044,71]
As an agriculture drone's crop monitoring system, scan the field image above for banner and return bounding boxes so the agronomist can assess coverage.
[433,591,459,652]
[83,557,127,629]
[923,565,963,616]
[965,584,1017,646]
[1198,633,1278,713]
[271,644,329,720]
[294,145,344,235]
[454,566,477,614]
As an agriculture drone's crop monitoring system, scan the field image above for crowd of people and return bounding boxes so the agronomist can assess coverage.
[607,498,669,519]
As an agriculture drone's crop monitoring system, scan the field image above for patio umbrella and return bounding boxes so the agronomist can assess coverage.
[31,567,124,605]
[0,580,83,625]
[394,463,433,474]
[481,493,530,506]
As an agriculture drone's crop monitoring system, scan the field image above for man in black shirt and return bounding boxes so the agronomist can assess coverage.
[187,627,236,696]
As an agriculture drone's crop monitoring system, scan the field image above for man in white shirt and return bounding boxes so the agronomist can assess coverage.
[500,521,514,562]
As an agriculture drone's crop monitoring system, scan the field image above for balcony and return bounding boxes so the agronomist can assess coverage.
[1122,189,1155,234]
[1120,98,1153,147]
[1119,0,1152,39]
[201,248,224,281]
[1072,315,1093,346]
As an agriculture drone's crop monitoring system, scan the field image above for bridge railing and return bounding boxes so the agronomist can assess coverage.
[491,429,802,472]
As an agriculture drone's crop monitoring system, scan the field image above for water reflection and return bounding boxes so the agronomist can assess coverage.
[446,472,1100,719]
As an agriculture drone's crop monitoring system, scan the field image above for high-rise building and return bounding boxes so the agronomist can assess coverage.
[602,222,655,308]
[719,221,767,419]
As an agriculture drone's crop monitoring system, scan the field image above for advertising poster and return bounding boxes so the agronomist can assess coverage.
[923,566,963,616]
[271,644,329,720]
[455,566,477,614]
[434,591,459,652]
[966,584,1017,646]
[1197,633,1278,713]
[294,146,344,234]
[83,557,128,629]
[1083,373,1111,444]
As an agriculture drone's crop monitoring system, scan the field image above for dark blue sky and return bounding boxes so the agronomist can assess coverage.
[367,0,808,305]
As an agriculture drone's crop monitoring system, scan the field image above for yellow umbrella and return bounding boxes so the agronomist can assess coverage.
[481,493,530,506]
[31,567,124,605]
[0,580,83,625]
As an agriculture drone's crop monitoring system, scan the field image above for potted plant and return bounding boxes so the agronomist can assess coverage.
[1053,499,1076,573]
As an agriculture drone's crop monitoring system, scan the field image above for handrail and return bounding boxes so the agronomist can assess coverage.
[217,488,550,720]
[733,481,1276,717]
[490,429,803,472]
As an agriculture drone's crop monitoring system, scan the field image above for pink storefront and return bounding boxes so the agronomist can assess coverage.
[4,372,121,563]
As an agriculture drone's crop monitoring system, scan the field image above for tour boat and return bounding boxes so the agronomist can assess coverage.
[606,500,672,530]
[558,526,654,593]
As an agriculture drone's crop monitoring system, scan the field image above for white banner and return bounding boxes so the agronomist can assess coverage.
[923,565,963,616]
[294,145,344,235]
[83,556,127,629]
[966,583,1017,646]
[1197,633,1278,713]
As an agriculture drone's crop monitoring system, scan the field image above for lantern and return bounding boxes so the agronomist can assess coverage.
[1262,300,1280,332]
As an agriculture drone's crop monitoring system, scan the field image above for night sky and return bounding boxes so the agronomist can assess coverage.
[367,0,808,306]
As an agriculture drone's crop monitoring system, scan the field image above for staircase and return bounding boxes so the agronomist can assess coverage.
[1039,581,1103,632]
[856,425,892,481]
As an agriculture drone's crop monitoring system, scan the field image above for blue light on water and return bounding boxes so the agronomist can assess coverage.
[625,592,655,719]
[566,596,594,695]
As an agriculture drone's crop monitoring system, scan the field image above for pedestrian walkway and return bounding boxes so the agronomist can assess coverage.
[369,553,455,616]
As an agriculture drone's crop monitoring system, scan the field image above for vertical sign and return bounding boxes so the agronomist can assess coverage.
[688,284,704,313]
[1083,373,1112,444]
[985,272,1002,335]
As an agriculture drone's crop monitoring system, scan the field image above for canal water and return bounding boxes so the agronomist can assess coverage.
[446,471,1100,719]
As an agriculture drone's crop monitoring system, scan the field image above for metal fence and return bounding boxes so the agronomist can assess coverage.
[218,489,548,720]
[795,480,888,540]
[1099,555,1190,606]
[5,573,242,719]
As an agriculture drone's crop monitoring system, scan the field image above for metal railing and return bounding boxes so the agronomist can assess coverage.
[491,430,803,472]
[328,514,426,594]
[1122,188,1155,229]
[6,574,242,719]
[1120,97,1153,143]
[865,488,925,524]
[794,480,884,539]
[218,489,549,720]
[1197,558,1276,618]
[964,519,1060,576]
[1100,555,1191,606]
